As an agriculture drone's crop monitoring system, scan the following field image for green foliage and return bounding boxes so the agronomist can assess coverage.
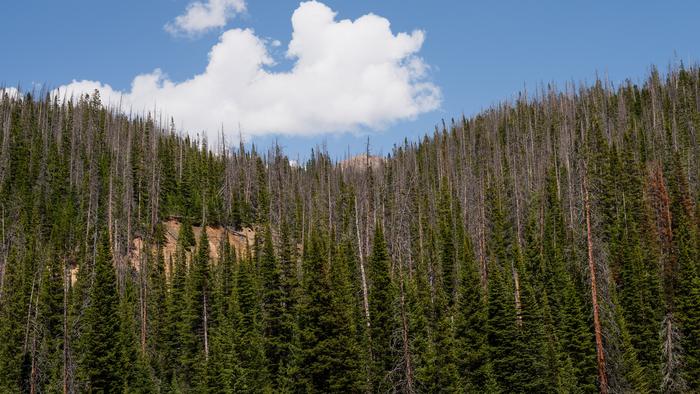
[0,249,32,391]
[2,64,700,392]
[235,250,270,391]
[454,236,491,391]
[79,233,123,392]
[297,231,364,392]
[367,224,397,391]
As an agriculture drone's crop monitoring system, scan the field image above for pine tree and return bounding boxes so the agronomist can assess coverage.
[438,177,457,302]
[541,171,597,391]
[118,277,154,393]
[0,249,32,391]
[163,242,188,388]
[668,154,700,390]
[276,220,303,391]
[259,226,290,389]
[513,256,549,392]
[79,233,122,392]
[612,135,663,388]
[676,274,700,390]
[235,249,269,391]
[430,297,459,392]
[368,224,397,391]
[297,230,334,391]
[674,210,700,389]
[454,235,491,391]
[36,251,66,392]
[145,231,168,384]
[182,228,212,389]
[486,262,519,392]
[326,240,365,391]
[206,239,239,393]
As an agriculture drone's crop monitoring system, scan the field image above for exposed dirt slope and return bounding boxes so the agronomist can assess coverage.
[106,220,255,282]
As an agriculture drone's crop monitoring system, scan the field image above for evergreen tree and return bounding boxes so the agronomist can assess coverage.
[164,241,188,388]
[2,61,700,393]
[454,235,491,391]
[669,154,700,390]
[234,249,269,391]
[486,262,520,392]
[79,233,122,392]
[0,249,32,391]
[326,240,365,391]
[36,251,66,392]
[145,231,168,385]
[438,177,457,302]
[540,172,597,391]
[513,257,549,392]
[297,230,334,391]
[183,228,212,389]
[118,277,153,392]
[206,239,240,393]
[676,273,700,390]
[368,224,397,391]
[259,226,291,389]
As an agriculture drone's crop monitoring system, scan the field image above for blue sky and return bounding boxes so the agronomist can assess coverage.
[2,0,699,160]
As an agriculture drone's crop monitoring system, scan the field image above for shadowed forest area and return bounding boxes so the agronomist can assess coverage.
[1,64,700,392]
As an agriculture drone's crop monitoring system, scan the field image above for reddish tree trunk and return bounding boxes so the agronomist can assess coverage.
[584,171,607,394]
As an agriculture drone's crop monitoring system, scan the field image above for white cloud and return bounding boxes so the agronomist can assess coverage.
[165,0,246,36]
[1,87,20,98]
[56,1,441,141]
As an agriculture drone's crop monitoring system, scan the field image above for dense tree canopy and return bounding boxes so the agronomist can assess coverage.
[1,64,700,392]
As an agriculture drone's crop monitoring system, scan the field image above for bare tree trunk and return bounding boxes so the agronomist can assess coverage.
[584,170,607,394]
[63,260,69,394]
[512,265,522,326]
[0,204,6,301]
[203,293,209,360]
[661,313,686,393]
[30,297,38,394]
[479,187,487,288]
[354,196,371,329]
[23,272,38,353]
[140,249,147,354]
[108,170,113,249]
[512,152,522,246]
[398,269,414,393]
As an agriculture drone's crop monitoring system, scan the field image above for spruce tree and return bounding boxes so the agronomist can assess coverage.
[118,277,154,393]
[206,239,240,393]
[541,172,597,391]
[368,224,397,391]
[326,240,365,391]
[164,243,188,388]
[79,233,122,392]
[438,177,457,302]
[512,257,548,392]
[145,232,168,384]
[235,249,269,391]
[454,235,491,391]
[183,228,212,389]
[297,230,334,391]
[486,262,519,392]
[0,249,32,391]
[668,154,700,390]
[259,226,291,389]
[36,251,66,391]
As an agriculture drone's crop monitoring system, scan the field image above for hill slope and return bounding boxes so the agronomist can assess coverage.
[1,65,700,392]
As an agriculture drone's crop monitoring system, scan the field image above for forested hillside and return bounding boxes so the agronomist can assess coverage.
[1,64,700,393]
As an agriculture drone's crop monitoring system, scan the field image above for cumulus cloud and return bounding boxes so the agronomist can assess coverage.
[1,87,20,98]
[165,0,246,36]
[56,1,441,140]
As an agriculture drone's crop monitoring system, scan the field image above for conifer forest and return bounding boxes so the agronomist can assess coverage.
[2,65,700,393]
